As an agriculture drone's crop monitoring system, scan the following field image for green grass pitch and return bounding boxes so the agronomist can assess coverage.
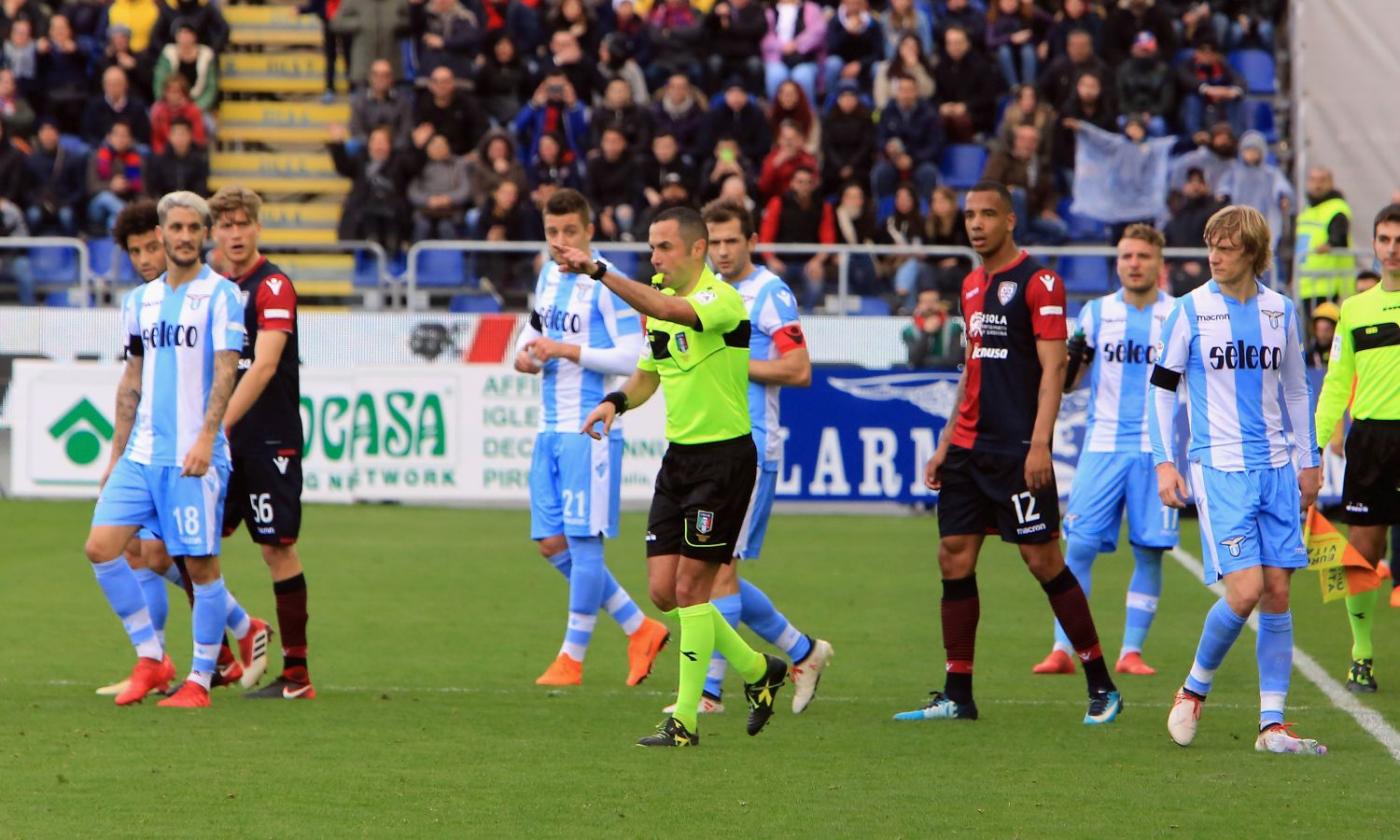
[1,500,1396,838]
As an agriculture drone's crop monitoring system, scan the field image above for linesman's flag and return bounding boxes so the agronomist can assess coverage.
[1303,506,1384,603]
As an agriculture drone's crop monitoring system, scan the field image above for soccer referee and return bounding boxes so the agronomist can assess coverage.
[569,207,787,748]
[1314,203,1400,694]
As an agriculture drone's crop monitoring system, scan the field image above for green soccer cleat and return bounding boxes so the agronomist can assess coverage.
[743,654,788,736]
[1084,689,1123,725]
[636,717,700,747]
[893,691,979,721]
[1346,659,1378,693]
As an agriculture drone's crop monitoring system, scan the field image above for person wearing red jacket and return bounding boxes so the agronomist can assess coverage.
[759,165,835,311]
[757,120,818,204]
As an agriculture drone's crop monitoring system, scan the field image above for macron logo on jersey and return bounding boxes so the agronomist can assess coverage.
[143,322,200,350]
[1038,273,1056,292]
[266,278,283,296]
[1208,341,1282,371]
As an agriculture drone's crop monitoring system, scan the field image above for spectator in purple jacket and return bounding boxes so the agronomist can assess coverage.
[761,0,826,103]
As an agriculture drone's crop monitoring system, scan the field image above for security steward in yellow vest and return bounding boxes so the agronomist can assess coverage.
[1295,166,1356,311]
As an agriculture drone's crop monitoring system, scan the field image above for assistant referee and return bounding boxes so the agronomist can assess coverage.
[1314,203,1400,694]
[568,207,787,748]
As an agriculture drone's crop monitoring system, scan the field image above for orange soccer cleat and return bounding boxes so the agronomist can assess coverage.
[1116,651,1158,675]
[535,653,583,686]
[1031,649,1077,674]
[114,655,176,705]
[625,618,671,686]
[158,681,211,708]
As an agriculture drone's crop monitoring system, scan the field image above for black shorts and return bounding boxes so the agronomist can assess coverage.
[646,435,758,564]
[222,448,303,545]
[1342,420,1400,526]
[936,445,1060,544]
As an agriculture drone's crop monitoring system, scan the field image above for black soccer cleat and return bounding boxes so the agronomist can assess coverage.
[636,716,700,747]
[243,675,317,700]
[743,654,789,736]
[1347,659,1378,693]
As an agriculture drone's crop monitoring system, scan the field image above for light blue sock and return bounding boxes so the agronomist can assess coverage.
[1256,611,1293,728]
[1053,536,1098,652]
[225,589,250,638]
[92,557,163,660]
[190,578,228,688]
[133,567,168,646]
[1184,598,1248,697]
[1121,545,1163,655]
[547,548,645,635]
[561,536,605,661]
[739,579,812,663]
[160,563,184,588]
[704,593,743,699]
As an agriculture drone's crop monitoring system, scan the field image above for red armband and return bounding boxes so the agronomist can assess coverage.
[773,323,806,355]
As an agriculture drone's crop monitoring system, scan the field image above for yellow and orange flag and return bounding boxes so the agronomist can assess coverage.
[1303,506,1385,602]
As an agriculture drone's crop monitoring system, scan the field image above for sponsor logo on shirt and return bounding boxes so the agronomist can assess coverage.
[967,312,1008,338]
[1208,341,1282,370]
[1101,339,1158,364]
[1346,502,1370,514]
[695,290,717,305]
[535,305,583,334]
[972,346,1009,360]
[142,322,200,350]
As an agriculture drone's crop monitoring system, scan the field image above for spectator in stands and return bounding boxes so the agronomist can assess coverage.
[715,170,755,214]
[758,165,834,310]
[1038,27,1110,111]
[149,75,207,154]
[934,25,1001,142]
[106,0,160,55]
[880,0,933,60]
[0,202,34,304]
[333,0,411,87]
[1105,0,1177,65]
[83,66,150,146]
[1066,116,1176,239]
[1168,120,1235,194]
[702,78,769,165]
[417,66,489,156]
[329,121,427,253]
[585,124,640,240]
[5,18,39,98]
[986,0,1050,88]
[1306,302,1339,369]
[767,79,820,156]
[636,171,694,232]
[471,178,538,305]
[757,119,818,204]
[823,0,883,100]
[873,32,933,110]
[606,0,649,69]
[153,0,229,54]
[1215,128,1290,273]
[645,0,704,91]
[998,84,1055,160]
[1052,68,1115,191]
[513,71,586,160]
[298,0,349,104]
[640,131,692,209]
[408,133,470,240]
[409,0,480,81]
[0,115,30,207]
[145,116,208,195]
[527,132,583,194]
[833,180,880,296]
[649,72,706,161]
[704,0,766,96]
[545,0,597,53]
[595,31,647,108]
[1174,1,1228,48]
[36,14,90,135]
[879,183,928,308]
[153,21,217,114]
[1164,166,1223,293]
[590,76,650,152]
[350,58,413,145]
[760,0,826,104]
[544,31,600,107]
[86,119,144,233]
[1224,0,1277,50]
[873,74,941,202]
[1176,35,1244,136]
[465,126,527,209]
[698,135,753,204]
[1045,0,1103,61]
[1115,30,1172,136]
[933,0,986,59]
[25,117,84,235]
[923,184,972,298]
[0,67,33,140]
[822,80,875,193]
[475,35,529,127]
[97,26,153,103]
[903,288,963,368]
[983,123,1066,244]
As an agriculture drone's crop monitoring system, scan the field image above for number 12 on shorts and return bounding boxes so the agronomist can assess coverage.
[1011,491,1040,525]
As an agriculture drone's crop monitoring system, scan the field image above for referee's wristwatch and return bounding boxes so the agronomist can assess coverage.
[588,260,607,282]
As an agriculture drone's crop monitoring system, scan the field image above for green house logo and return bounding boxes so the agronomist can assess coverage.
[48,399,114,466]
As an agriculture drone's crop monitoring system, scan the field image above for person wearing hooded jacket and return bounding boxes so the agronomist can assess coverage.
[1214,128,1291,280]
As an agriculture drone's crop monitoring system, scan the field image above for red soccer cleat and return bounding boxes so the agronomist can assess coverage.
[158,681,211,708]
[1116,651,1157,675]
[114,655,175,705]
[1031,649,1077,674]
[237,618,272,689]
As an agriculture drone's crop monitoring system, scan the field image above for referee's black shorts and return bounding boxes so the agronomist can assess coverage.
[1342,420,1400,526]
[646,434,757,564]
[936,445,1060,544]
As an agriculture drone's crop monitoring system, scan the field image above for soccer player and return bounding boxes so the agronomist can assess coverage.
[510,187,670,687]
[659,198,832,716]
[209,185,316,700]
[1314,203,1400,693]
[83,191,246,708]
[1032,224,1177,677]
[95,200,270,698]
[1154,205,1326,755]
[573,207,788,747]
[893,180,1123,725]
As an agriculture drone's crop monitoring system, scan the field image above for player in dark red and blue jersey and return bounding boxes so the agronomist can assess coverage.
[210,185,315,701]
[892,181,1123,725]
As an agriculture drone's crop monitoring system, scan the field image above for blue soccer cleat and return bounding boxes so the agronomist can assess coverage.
[893,691,978,721]
[1084,689,1123,725]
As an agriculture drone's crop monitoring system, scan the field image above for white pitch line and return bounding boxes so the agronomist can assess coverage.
[1168,547,1400,761]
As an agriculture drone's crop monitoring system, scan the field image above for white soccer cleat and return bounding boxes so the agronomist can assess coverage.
[1167,688,1204,746]
[790,639,834,713]
[1255,723,1327,756]
[661,694,725,715]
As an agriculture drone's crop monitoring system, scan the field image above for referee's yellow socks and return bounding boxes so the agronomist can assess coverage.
[674,604,716,731]
[1347,588,1379,660]
[709,604,765,684]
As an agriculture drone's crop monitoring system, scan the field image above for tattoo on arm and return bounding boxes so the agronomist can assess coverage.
[110,362,141,455]
[202,351,239,435]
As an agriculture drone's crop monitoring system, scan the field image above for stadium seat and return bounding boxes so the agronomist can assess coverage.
[30,246,79,284]
[87,238,114,277]
[414,249,466,288]
[1229,49,1276,95]
[1057,255,1113,294]
[939,144,989,190]
[449,293,502,313]
[854,296,890,316]
[353,251,382,287]
[1065,211,1108,243]
[1248,100,1277,142]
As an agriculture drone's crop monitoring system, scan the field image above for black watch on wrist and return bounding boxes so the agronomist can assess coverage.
[589,261,607,282]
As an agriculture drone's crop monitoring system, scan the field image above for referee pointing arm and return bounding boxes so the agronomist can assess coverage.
[567,207,788,748]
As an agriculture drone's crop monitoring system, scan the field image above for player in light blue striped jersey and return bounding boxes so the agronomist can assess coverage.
[513,188,671,688]
[1149,205,1326,755]
[1032,225,1177,678]
[84,191,246,708]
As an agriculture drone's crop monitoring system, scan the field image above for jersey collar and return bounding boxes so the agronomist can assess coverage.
[980,249,1030,281]
[231,255,269,284]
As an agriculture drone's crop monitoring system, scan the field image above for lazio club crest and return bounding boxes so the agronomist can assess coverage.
[997,281,1017,306]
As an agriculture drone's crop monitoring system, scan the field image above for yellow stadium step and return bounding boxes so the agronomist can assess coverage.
[266,253,355,289]
[211,152,345,194]
[221,53,346,95]
[216,101,349,145]
[226,6,322,48]
[259,227,338,245]
[260,202,341,230]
